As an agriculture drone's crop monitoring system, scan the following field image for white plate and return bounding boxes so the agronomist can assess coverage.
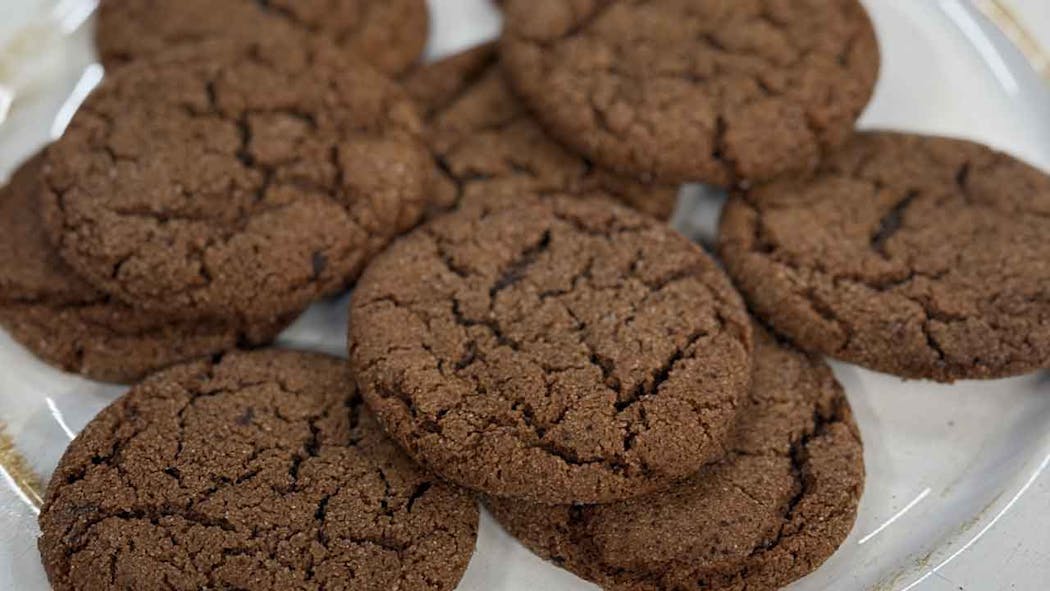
[1,1,1048,589]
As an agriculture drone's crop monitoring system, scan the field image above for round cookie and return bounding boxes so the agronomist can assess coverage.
[719,132,1050,382]
[42,36,430,323]
[38,350,479,591]
[349,189,753,504]
[0,155,289,384]
[404,43,681,220]
[500,0,880,185]
[487,327,865,591]
[97,0,429,75]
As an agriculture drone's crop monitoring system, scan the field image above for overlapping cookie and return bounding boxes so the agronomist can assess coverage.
[350,189,753,504]
[0,155,290,383]
[720,132,1050,381]
[500,0,880,185]
[42,34,431,324]
[405,43,681,219]
[488,327,864,591]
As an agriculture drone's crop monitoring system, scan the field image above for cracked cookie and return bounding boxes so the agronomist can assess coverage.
[405,42,681,219]
[38,350,479,591]
[349,189,753,504]
[487,326,864,591]
[0,154,289,384]
[720,132,1050,382]
[42,36,430,324]
[499,0,880,185]
[97,0,429,75]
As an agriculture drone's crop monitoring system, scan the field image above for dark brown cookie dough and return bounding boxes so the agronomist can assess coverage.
[500,0,880,185]
[488,327,864,591]
[0,155,288,384]
[42,36,430,323]
[405,43,680,220]
[39,350,479,591]
[97,0,429,75]
[349,190,753,504]
[720,132,1050,382]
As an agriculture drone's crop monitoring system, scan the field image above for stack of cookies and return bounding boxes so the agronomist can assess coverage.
[8,0,1048,590]
[0,1,435,383]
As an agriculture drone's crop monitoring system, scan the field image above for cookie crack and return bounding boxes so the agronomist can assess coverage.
[616,328,709,412]
[490,229,552,299]
[870,190,918,257]
[737,195,1007,369]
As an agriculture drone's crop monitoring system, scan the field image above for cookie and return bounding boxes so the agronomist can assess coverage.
[349,189,753,504]
[42,36,430,323]
[97,0,429,75]
[403,43,500,121]
[487,327,864,591]
[500,0,880,185]
[0,155,290,383]
[404,43,681,220]
[720,132,1050,382]
[38,350,479,591]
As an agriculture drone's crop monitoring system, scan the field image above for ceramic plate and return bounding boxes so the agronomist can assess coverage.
[1,1,1048,589]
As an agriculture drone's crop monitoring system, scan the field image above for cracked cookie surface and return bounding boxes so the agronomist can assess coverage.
[0,155,288,384]
[487,327,864,591]
[42,37,429,323]
[404,43,680,219]
[38,350,479,591]
[349,190,753,504]
[97,0,429,75]
[720,132,1050,382]
[500,0,879,185]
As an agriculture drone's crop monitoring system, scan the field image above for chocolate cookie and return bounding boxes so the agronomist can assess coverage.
[488,327,864,591]
[404,43,681,220]
[500,0,880,185]
[42,36,430,323]
[0,155,289,383]
[720,132,1050,382]
[97,0,429,75]
[349,190,753,504]
[38,350,479,591]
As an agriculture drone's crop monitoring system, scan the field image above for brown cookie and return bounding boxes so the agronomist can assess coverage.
[0,155,289,383]
[97,0,429,75]
[42,36,430,324]
[38,350,479,591]
[487,327,864,591]
[349,189,753,504]
[720,132,1050,382]
[500,0,880,185]
[404,43,681,220]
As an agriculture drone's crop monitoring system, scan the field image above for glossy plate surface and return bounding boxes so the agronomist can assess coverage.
[1,1,1048,589]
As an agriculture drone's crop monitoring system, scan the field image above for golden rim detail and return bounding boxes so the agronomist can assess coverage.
[976,0,1050,80]
[0,422,44,509]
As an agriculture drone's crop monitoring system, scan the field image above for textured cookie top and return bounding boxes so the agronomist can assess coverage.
[43,37,429,323]
[500,0,879,185]
[350,190,753,504]
[488,328,864,591]
[0,155,286,383]
[720,132,1050,381]
[97,0,429,75]
[39,351,479,591]
[404,43,680,219]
